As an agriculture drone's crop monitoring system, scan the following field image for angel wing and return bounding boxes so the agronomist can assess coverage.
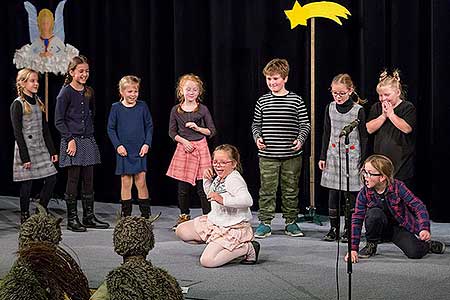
[24,1,39,42]
[54,0,67,42]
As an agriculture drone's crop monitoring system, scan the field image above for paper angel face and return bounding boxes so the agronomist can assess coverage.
[13,0,79,75]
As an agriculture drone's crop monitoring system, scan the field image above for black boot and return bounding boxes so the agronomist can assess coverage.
[138,198,151,219]
[81,194,110,229]
[20,211,30,224]
[121,199,132,217]
[340,225,350,243]
[66,194,86,232]
[324,216,339,241]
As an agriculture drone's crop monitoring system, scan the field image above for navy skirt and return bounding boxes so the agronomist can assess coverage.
[59,136,101,168]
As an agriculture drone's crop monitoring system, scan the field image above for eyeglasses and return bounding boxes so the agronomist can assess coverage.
[361,169,382,178]
[330,91,350,98]
[212,160,233,167]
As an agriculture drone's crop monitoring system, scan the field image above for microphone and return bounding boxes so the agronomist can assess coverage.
[339,119,360,137]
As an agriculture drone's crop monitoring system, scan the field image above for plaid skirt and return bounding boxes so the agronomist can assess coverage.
[59,136,101,168]
[166,138,211,185]
[194,215,254,251]
[13,142,58,182]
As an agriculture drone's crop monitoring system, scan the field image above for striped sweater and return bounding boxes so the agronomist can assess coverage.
[251,91,310,159]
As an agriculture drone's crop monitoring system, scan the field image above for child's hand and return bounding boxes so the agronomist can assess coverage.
[256,138,266,150]
[318,160,326,170]
[419,230,431,241]
[185,122,199,131]
[139,144,150,157]
[291,139,302,151]
[344,251,359,263]
[382,101,394,118]
[23,162,32,169]
[182,140,195,153]
[51,155,59,163]
[67,139,77,157]
[203,167,215,180]
[208,192,223,205]
[117,145,128,157]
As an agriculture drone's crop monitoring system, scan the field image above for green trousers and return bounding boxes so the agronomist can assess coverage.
[257,156,302,224]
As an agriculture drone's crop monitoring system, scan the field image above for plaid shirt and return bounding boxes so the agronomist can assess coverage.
[351,179,430,251]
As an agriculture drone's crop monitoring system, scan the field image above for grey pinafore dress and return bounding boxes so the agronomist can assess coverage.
[320,102,362,192]
[12,98,57,182]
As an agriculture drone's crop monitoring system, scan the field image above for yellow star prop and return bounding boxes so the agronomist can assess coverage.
[285,1,351,28]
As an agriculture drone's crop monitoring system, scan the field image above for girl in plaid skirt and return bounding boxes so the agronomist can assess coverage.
[10,68,58,223]
[167,74,216,230]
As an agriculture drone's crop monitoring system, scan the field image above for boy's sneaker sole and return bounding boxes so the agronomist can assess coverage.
[254,231,271,239]
[284,230,304,237]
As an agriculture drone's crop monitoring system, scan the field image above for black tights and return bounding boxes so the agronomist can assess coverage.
[178,180,211,215]
[65,166,94,197]
[328,189,357,227]
[19,174,57,212]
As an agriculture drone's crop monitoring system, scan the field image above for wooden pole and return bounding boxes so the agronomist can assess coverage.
[309,18,315,207]
[45,72,49,122]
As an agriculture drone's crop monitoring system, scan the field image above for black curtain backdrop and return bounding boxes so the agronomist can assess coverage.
[1,0,449,221]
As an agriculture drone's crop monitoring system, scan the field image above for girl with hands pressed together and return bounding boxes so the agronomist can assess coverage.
[176,144,260,268]
[366,69,416,190]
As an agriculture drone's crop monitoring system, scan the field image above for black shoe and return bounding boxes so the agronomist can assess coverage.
[429,240,446,254]
[323,227,337,241]
[359,242,377,258]
[81,194,110,229]
[68,216,87,232]
[340,228,349,243]
[241,241,260,265]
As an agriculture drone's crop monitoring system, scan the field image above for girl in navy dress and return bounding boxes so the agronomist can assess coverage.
[55,55,109,232]
[107,75,153,218]
[10,68,58,223]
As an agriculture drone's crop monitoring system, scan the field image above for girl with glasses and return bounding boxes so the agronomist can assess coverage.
[318,73,368,242]
[345,154,445,263]
[176,144,259,267]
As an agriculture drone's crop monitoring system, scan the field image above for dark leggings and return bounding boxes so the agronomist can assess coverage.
[365,207,429,259]
[65,166,94,196]
[19,174,57,212]
[328,189,357,220]
[178,180,211,215]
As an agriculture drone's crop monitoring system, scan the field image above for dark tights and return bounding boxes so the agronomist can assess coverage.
[19,174,57,212]
[178,180,211,215]
[65,166,94,196]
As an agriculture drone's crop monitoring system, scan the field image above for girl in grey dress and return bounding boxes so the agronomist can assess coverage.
[10,68,58,223]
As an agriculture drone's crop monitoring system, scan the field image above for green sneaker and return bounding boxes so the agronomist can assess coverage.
[285,222,304,237]
[254,223,271,238]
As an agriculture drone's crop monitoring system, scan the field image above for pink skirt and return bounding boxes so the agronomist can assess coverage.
[166,138,211,185]
[194,215,254,251]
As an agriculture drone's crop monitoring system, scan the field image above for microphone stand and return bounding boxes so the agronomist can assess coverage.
[342,133,352,300]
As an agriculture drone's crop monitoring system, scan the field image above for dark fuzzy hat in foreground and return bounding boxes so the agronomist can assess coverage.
[113,216,155,257]
[18,205,62,249]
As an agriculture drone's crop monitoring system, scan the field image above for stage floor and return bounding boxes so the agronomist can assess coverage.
[1,196,450,300]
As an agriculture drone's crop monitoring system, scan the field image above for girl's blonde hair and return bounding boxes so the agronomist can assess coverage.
[118,75,141,101]
[376,69,405,100]
[213,144,243,174]
[362,154,394,185]
[331,73,366,105]
[64,55,93,99]
[37,9,54,35]
[175,74,204,113]
[16,68,45,114]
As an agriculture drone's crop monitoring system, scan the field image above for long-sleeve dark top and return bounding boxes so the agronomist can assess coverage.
[54,85,95,141]
[107,101,153,150]
[168,103,216,141]
[319,99,368,164]
[10,95,57,163]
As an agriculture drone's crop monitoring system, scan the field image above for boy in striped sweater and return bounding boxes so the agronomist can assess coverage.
[251,58,311,238]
